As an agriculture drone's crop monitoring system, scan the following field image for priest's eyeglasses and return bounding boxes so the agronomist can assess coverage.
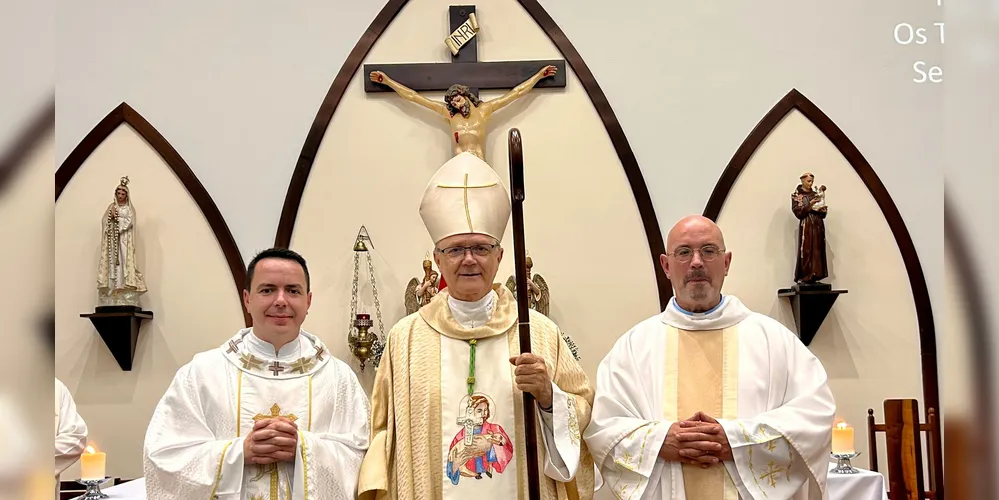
[436,243,500,260]
[668,245,724,263]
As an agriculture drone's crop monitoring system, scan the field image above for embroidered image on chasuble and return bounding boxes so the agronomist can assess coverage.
[143,329,370,500]
[584,296,836,500]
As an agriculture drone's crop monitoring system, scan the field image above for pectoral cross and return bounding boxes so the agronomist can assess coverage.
[364,5,565,98]
[438,173,497,232]
[456,404,479,446]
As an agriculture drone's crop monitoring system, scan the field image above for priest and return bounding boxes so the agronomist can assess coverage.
[357,152,595,500]
[583,215,836,499]
[143,248,370,500]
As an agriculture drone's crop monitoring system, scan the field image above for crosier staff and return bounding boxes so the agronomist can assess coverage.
[508,128,540,500]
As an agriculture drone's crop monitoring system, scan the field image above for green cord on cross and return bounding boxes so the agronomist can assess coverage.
[466,339,477,395]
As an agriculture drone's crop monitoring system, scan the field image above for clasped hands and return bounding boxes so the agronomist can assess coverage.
[660,411,733,468]
[244,417,298,465]
[509,353,553,409]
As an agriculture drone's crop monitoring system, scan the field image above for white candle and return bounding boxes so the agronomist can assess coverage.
[831,421,855,454]
[80,445,106,480]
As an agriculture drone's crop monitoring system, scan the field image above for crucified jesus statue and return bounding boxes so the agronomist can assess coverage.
[369,65,557,159]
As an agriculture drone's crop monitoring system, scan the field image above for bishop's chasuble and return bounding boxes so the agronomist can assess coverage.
[143,329,370,500]
[584,295,835,500]
[358,285,595,500]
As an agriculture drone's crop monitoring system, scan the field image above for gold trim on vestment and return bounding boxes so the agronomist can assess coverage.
[209,440,233,500]
[299,430,310,500]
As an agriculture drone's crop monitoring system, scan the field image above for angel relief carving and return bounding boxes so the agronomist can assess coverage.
[405,254,441,315]
[505,254,580,360]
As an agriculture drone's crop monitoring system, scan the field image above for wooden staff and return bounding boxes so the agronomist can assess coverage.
[508,128,541,500]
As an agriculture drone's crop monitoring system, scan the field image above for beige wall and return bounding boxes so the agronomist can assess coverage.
[55,125,245,479]
[715,110,923,470]
[289,0,661,392]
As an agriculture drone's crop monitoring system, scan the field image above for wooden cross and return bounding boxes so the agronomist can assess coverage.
[363,5,566,98]
[268,360,285,376]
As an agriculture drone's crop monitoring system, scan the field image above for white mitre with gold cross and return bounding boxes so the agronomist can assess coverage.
[419,152,510,244]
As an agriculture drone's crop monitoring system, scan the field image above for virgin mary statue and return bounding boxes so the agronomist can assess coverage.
[96,176,147,307]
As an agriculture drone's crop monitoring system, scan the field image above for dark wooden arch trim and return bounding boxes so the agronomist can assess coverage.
[943,198,995,498]
[274,0,672,310]
[0,99,54,195]
[703,88,942,490]
[55,102,251,326]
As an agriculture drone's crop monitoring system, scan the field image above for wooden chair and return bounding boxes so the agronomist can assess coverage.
[866,399,942,500]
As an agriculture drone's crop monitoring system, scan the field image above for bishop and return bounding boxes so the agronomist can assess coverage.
[357,152,595,499]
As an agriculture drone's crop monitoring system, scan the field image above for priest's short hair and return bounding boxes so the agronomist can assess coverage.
[245,247,311,292]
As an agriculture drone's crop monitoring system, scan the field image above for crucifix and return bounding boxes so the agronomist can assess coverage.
[364,5,566,160]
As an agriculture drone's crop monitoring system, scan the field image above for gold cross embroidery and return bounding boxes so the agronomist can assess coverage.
[289,356,316,374]
[437,173,497,232]
[239,352,264,370]
[253,403,298,423]
[314,345,325,361]
[226,338,242,353]
[759,460,786,488]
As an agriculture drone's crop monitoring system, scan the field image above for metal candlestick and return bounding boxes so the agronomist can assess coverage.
[830,451,861,474]
[76,477,111,499]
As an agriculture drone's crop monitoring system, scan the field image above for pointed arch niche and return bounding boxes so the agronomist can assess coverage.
[54,102,251,479]
[274,0,666,383]
[56,103,249,326]
[703,88,940,475]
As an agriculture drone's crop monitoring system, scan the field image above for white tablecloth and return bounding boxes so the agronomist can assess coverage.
[74,465,885,500]
[827,461,888,500]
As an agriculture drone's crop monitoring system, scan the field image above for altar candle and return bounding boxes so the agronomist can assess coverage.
[80,445,106,480]
[831,421,855,454]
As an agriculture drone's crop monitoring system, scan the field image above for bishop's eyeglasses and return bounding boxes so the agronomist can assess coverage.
[435,243,500,260]
[667,244,724,263]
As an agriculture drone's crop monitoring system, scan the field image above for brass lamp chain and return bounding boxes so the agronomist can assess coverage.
[348,251,385,347]
[349,252,359,335]
[366,253,386,335]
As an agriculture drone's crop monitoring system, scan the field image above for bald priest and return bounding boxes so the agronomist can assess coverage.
[583,215,836,500]
[143,248,370,500]
[357,152,596,500]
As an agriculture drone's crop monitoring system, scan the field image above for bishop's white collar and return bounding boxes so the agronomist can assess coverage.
[448,289,497,329]
[660,294,752,331]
